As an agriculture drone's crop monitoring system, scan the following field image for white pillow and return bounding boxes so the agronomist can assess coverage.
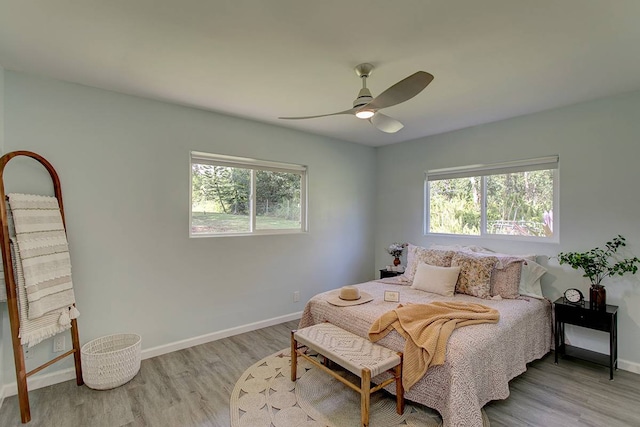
[519,260,547,299]
[411,263,461,297]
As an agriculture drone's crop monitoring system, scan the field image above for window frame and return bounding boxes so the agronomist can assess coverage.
[190,151,308,237]
[424,156,559,242]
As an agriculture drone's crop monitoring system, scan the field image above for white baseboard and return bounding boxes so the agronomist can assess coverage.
[1,311,302,400]
[618,358,640,374]
[1,366,77,399]
[141,311,302,360]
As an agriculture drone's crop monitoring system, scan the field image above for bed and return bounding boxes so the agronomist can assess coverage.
[299,278,552,426]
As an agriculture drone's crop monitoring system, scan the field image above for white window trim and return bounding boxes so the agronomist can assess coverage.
[424,156,559,242]
[190,151,308,237]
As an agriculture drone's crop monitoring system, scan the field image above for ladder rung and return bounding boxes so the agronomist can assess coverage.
[26,349,77,378]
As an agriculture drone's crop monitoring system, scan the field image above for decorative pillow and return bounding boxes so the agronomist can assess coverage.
[404,243,427,280]
[404,244,456,282]
[454,249,535,299]
[490,257,525,299]
[519,260,547,299]
[450,252,498,299]
[411,263,461,297]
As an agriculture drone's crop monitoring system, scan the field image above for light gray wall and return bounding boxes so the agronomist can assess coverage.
[0,71,377,382]
[375,90,640,372]
[2,67,639,391]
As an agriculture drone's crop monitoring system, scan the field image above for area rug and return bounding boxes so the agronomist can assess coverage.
[230,349,490,427]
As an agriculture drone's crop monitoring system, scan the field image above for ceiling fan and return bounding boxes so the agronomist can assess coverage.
[279,63,434,133]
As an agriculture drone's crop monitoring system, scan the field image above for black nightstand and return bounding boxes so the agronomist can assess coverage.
[554,297,618,380]
[379,269,403,279]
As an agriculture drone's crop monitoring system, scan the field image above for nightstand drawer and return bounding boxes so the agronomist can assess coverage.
[379,269,403,279]
[555,304,612,332]
[564,312,611,331]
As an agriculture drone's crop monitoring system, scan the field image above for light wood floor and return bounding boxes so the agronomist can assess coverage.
[1,320,639,426]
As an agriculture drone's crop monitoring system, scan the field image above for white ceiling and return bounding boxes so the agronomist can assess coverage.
[1,1,640,147]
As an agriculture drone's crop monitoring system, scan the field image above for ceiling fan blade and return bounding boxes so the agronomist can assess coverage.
[362,71,434,111]
[369,112,404,133]
[279,108,358,120]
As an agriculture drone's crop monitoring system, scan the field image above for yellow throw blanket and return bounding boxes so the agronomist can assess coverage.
[368,301,499,390]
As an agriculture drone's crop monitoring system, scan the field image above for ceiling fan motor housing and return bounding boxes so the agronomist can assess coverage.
[353,88,373,109]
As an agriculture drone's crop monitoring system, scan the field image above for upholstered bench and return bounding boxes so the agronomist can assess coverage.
[291,322,404,427]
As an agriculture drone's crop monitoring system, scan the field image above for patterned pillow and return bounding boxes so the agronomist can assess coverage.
[458,250,535,298]
[490,257,525,299]
[451,252,498,299]
[455,251,526,299]
[404,244,455,282]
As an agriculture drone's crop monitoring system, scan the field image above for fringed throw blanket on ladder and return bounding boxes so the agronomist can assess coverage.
[7,193,80,347]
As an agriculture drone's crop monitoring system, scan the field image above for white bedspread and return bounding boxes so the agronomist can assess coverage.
[299,280,552,427]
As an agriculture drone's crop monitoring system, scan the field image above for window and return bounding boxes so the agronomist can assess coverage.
[425,156,558,240]
[190,151,307,236]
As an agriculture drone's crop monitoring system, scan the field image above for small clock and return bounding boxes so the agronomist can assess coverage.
[564,288,584,305]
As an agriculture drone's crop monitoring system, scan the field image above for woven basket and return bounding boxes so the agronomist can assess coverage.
[81,333,141,390]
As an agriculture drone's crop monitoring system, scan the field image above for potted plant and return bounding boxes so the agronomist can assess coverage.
[557,235,640,309]
[386,243,407,267]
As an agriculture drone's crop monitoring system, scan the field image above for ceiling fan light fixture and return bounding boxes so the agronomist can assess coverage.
[355,110,375,119]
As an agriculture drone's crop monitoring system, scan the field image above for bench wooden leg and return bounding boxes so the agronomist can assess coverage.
[394,361,404,415]
[290,330,297,382]
[361,368,371,427]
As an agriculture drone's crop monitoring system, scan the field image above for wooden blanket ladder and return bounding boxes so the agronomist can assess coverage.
[0,150,83,423]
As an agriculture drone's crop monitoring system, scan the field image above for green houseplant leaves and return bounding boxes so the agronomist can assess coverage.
[557,235,640,286]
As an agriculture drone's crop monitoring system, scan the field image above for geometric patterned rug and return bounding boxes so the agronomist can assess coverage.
[230,349,490,427]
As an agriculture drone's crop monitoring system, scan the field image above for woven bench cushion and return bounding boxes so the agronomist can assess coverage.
[295,323,401,377]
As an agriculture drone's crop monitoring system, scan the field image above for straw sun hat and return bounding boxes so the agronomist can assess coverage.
[327,286,374,307]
